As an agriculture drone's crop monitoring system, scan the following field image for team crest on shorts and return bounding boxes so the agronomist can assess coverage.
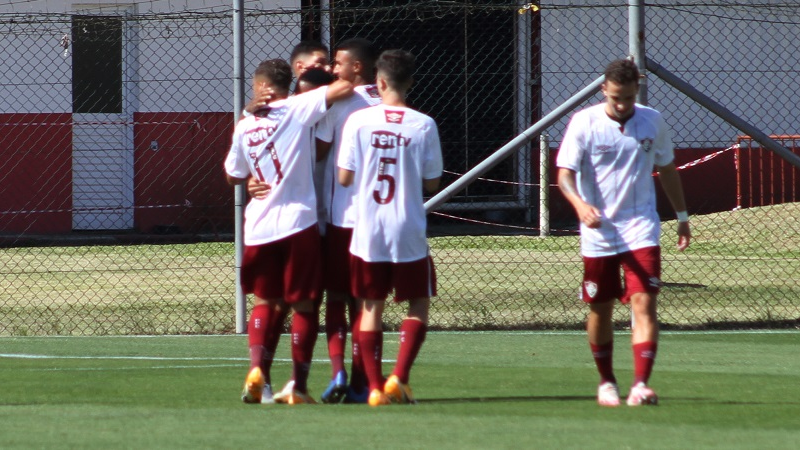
[584,281,598,299]
[640,138,653,153]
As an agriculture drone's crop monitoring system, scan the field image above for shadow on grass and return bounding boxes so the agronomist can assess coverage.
[417,397,800,405]
[416,395,593,404]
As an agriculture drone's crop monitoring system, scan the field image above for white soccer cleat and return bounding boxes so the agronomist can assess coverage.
[626,382,658,406]
[272,379,295,404]
[597,381,620,407]
[261,383,275,404]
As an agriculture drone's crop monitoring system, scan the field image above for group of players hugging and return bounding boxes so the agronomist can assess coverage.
[225,37,690,408]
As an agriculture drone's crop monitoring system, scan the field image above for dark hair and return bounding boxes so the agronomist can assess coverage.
[604,59,640,86]
[254,59,292,92]
[375,49,415,90]
[336,38,378,72]
[290,40,329,64]
[296,67,335,94]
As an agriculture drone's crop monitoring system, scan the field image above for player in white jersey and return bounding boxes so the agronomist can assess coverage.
[556,58,691,407]
[225,58,353,405]
[338,49,443,406]
[313,38,382,404]
[241,42,332,403]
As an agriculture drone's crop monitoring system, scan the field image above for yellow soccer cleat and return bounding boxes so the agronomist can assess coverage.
[241,367,265,404]
[383,375,416,404]
[368,389,392,406]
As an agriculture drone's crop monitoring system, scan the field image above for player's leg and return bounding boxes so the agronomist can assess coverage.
[321,290,349,402]
[240,243,287,404]
[359,298,390,405]
[351,256,392,406]
[345,297,368,401]
[286,298,319,404]
[385,255,436,404]
[321,224,355,403]
[621,246,661,406]
[583,253,623,406]
[282,225,323,405]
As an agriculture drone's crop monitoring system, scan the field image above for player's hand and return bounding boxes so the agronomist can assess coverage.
[676,221,691,251]
[577,203,602,228]
[247,177,271,200]
[244,88,275,114]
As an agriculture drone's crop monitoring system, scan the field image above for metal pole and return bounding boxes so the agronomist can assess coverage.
[647,58,800,169]
[539,133,550,237]
[629,0,647,105]
[233,0,247,333]
[425,75,605,213]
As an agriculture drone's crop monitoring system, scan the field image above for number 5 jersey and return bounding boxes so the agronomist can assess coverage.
[337,105,443,263]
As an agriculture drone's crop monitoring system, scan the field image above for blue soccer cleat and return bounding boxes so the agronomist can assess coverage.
[342,385,369,404]
[320,370,348,404]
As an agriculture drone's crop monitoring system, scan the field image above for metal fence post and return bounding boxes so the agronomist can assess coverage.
[629,0,647,105]
[232,0,247,334]
[539,133,550,237]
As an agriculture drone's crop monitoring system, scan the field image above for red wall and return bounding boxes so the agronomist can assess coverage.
[133,112,235,234]
[0,113,73,234]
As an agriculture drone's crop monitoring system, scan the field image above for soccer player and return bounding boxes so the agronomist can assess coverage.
[556,58,691,407]
[314,38,382,404]
[225,58,353,405]
[337,49,443,406]
[242,42,332,403]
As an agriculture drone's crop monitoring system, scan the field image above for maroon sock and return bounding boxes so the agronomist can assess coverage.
[248,304,269,371]
[590,341,616,384]
[359,330,384,392]
[349,311,366,392]
[632,341,658,385]
[260,307,288,385]
[291,310,318,393]
[325,299,348,376]
[392,320,427,384]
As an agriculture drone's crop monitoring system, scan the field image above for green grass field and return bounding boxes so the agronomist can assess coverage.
[2,331,799,449]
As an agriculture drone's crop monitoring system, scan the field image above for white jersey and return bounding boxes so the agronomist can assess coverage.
[316,84,382,228]
[225,86,329,246]
[556,103,674,257]
[338,105,443,262]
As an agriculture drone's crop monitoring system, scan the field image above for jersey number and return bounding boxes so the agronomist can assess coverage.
[373,157,397,204]
[250,143,284,185]
[266,142,284,185]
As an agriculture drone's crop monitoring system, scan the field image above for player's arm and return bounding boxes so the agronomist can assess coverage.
[656,162,691,250]
[557,167,601,228]
[324,79,354,108]
[316,138,333,162]
[423,177,440,194]
[338,168,354,187]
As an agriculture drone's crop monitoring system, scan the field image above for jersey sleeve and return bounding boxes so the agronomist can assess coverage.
[290,86,329,127]
[337,114,359,173]
[224,124,251,179]
[556,113,586,171]
[423,119,444,180]
[653,112,675,167]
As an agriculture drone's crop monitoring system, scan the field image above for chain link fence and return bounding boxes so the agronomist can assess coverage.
[1,1,798,335]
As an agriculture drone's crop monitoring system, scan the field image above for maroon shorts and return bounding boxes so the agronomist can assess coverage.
[241,225,322,303]
[349,255,437,302]
[581,246,661,304]
[322,224,353,293]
